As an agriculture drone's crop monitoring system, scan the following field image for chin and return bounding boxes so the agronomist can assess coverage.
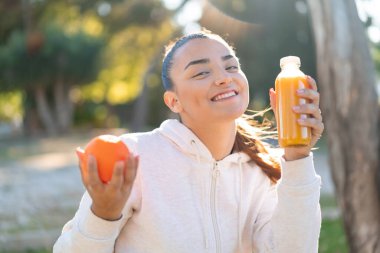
[220,106,247,121]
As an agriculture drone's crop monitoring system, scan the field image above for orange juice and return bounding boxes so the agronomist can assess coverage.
[275,56,311,147]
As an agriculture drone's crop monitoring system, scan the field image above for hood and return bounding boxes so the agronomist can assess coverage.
[157,119,251,164]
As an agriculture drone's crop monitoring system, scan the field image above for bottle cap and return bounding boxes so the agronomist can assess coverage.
[280,56,301,68]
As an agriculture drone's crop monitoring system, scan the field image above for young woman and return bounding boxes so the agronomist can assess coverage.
[53,30,324,253]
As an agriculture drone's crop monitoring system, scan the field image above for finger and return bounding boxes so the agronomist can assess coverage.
[307,76,318,91]
[269,88,276,111]
[296,89,320,105]
[78,162,88,185]
[76,148,88,183]
[123,154,139,191]
[269,88,278,123]
[312,108,322,121]
[297,118,324,134]
[87,155,102,190]
[109,161,125,190]
[293,104,320,118]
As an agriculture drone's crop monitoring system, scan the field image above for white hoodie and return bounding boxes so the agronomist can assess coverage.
[53,119,321,253]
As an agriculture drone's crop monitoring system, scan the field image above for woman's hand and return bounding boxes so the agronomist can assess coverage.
[79,153,139,221]
[269,75,324,161]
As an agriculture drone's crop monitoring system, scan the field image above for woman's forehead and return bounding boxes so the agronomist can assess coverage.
[172,38,234,66]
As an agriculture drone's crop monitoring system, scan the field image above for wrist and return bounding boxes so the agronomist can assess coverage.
[91,204,122,221]
[283,147,310,161]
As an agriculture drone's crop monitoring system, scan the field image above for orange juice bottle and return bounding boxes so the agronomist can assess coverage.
[275,56,311,147]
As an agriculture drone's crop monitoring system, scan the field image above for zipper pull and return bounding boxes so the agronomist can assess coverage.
[213,163,220,178]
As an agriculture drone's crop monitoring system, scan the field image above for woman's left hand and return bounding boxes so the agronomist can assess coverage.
[269,75,324,161]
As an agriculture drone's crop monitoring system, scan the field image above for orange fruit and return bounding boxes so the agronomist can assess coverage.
[76,135,130,183]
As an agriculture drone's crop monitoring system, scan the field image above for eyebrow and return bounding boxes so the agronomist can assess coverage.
[184,54,235,70]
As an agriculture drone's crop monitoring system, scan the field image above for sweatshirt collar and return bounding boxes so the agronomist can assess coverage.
[157,119,251,164]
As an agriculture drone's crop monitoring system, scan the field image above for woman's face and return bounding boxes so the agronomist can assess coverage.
[165,38,250,127]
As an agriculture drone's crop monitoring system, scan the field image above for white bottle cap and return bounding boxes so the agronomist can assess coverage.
[280,56,301,68]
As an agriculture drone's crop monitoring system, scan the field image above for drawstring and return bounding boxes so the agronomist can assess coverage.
[237,155,244,252]
[191,140,209,249]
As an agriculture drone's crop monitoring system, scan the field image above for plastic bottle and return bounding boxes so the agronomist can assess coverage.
[275,56,311,147]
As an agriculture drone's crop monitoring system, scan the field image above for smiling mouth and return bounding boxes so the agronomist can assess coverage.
[211,91,238,101]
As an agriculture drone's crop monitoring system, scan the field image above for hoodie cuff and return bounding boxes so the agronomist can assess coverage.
[78,207,123,240]
[280,153,318,186]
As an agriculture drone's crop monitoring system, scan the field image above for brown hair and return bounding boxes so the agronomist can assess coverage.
[234,112,281,183]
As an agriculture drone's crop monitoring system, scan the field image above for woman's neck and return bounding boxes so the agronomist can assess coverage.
[184,120,237,161]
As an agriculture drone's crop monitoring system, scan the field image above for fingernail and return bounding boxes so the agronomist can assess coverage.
[293,105,300,111]
[89,155,95,163]
[297,89,305,94]
[298,119,305,123]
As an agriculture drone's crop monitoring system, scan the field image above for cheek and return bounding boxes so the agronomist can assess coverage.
[177,82,207,107]
[238,76,250,107]
[238,75,249,95]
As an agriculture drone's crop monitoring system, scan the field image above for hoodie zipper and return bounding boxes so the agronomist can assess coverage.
[211,162,221,253]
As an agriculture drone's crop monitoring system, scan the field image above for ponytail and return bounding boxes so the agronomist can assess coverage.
[234,113,281,183]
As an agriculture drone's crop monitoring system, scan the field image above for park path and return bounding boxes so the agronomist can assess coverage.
[0,139,336,251]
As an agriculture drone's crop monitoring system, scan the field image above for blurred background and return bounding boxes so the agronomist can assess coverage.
[0,0,379,252]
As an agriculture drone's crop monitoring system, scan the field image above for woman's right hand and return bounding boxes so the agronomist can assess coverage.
[79,153,139,221]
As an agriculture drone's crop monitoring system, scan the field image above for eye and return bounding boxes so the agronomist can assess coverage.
[192,71,209,78]
[226,65,239,71]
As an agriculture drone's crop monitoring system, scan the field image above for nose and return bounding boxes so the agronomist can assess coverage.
[214,72,233,86]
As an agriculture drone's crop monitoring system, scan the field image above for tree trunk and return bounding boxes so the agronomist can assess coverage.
[54,80,73,133]
[22,90,42,136]
[23,105,41,136]
[34,85,58,136]
[306,0,380,252]
[131,53,162,131]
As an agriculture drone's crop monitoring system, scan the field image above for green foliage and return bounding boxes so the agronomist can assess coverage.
[74,101,108,128]
[0,0,175,130]
[372,43,380,75]
[209,0,282,24]
[107,0,171,28]
[0,1,23,44]
[0,26,104,92]
[0,91,23,122]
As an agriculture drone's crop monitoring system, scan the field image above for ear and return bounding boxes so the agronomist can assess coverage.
[163,91,182,113]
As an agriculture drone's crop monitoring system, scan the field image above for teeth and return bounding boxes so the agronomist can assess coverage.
[213,91,236,101]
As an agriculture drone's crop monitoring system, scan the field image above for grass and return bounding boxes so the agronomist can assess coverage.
[0,250,50,253]
[319,218,349,253]
[319,194,349,253]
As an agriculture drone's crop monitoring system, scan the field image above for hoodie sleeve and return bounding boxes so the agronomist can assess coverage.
[53,191,126,253]
[252,153,321,253]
